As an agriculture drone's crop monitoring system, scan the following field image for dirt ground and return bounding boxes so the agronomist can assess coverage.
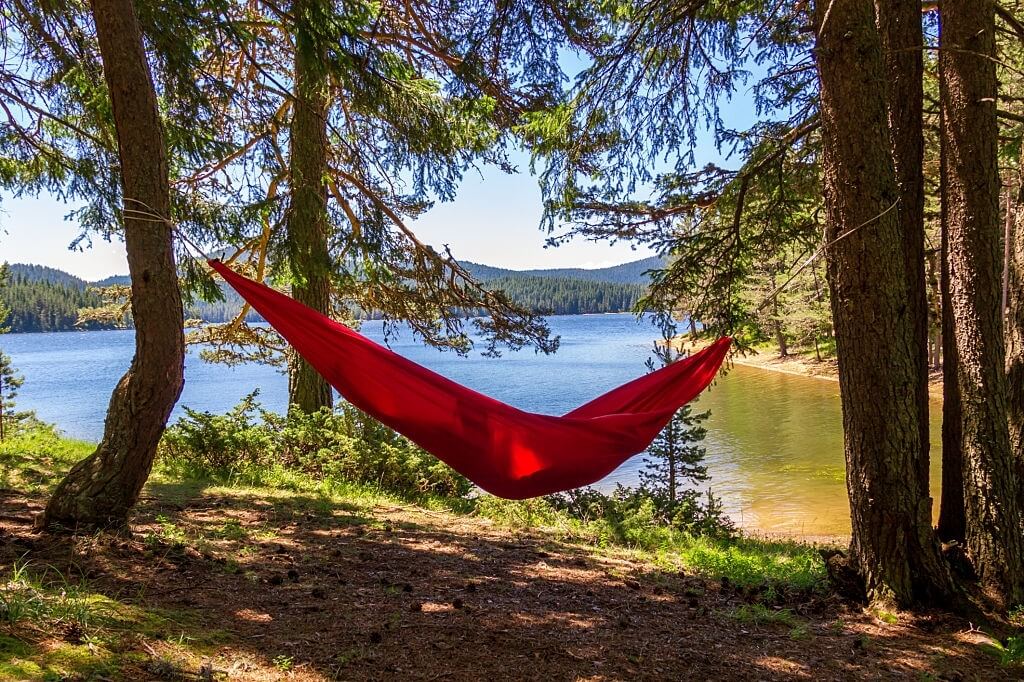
[0,483,1018,681]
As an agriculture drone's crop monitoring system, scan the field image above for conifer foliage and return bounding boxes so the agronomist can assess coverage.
[639,341,711,515]
[0,264,24,441]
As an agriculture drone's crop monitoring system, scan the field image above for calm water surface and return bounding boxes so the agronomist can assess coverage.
[0,315,942,537]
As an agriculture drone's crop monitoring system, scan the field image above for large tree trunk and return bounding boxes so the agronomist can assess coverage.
[875,0,932,523]
[1009,159,1024,514]
[813,0,954,608]
[42,0,185,529]
[940,0,1024,603]
[286,0,334,414]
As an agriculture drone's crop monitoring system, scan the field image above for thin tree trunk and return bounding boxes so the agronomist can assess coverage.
[875,0,932,507]
[940,0,1024,603]
[937,105,965,541]
[813,0,954,607]
[769,272,788,357]
[813,264,826,362]
[926,250,941,370]
[668,439,676,505]
[287,0,333,414]
[42,0,184,529]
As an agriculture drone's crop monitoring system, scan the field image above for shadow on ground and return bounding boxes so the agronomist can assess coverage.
[0,483,1015,681]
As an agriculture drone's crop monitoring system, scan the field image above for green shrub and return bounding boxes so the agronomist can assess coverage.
[474,496,564,528]
[547,484,736,546]
[983,635,1024,667]
[159,393,471,499]
[0,419,94,492]
[160,392,273,471]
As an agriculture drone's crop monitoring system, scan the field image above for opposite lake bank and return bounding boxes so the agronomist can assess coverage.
[671,336,945,399]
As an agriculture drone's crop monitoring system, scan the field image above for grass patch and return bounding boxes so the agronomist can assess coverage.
[0,422,93,493]
[789,623,811,640]
[982,635,1024,667]
[152,461,827,596]
[727,603,799,627]
[13,422,827,601]
[473,496,825,593]
[674,535,825,593]
[872,608,899,625]
[0,559,230,681]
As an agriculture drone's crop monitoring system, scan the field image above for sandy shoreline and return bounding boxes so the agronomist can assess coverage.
[670,337,944,399]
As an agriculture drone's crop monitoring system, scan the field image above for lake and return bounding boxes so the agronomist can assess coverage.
[0,315,944,538]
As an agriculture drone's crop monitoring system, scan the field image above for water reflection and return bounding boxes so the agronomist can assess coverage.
[674,364,940,538]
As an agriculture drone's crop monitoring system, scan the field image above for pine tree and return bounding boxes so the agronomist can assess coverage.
[638,340,724,533]
[939,0,1024,603]
[179,0,568,371]
[0,264,24,441]
[0,264,10,334]
[41,0,186,529]
[0,352,23,442]
[3,0,565,527]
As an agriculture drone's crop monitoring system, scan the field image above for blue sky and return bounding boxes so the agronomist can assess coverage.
[0,154,657,281]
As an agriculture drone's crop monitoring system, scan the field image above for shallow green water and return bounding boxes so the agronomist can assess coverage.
[688,364,942,538]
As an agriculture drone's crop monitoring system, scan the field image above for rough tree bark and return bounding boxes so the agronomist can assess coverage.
[42,0,185,529]
[814,0,954,607]
[1009,156,1024,519]
[286,0,334,413]
[875,0,932,510]
[940,0,1024,603]
[937,85,966,542]
[938,143,966,542]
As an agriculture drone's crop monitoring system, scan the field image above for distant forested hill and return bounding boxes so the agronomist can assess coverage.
[92,275,131,287]
[1,256,660,332]
[467,275,645,316]
[461,255,665,284]
[3,264,110,333]
[7,264,91,288]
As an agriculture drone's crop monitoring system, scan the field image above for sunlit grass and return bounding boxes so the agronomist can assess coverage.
[473,495,826,593]
[0,559,228,681]
[674,535,825,592]
[0,422,837,679]
[0,420,93,493]
[981,635,1024,667]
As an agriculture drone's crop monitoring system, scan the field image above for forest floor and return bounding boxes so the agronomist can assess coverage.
[0,437,1020,680]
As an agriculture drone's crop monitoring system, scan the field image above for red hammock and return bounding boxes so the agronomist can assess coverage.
[209,260,731,499]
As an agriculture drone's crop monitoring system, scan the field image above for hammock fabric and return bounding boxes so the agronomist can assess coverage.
[209,260,731,499]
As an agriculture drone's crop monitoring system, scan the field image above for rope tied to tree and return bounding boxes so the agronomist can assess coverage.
[753,197,901,312]
[122,197,209,264]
